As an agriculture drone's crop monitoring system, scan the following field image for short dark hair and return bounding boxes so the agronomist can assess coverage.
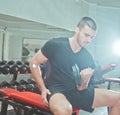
[77,17,97,31]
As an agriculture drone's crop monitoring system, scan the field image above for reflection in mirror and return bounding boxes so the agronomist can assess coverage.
[22,38,47,62]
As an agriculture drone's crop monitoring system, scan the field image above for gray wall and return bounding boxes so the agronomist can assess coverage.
[0,0,89,30]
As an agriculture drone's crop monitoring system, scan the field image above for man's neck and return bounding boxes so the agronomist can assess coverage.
[69,37,82,53]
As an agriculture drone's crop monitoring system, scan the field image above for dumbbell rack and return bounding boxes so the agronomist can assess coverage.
[0,60,31,85]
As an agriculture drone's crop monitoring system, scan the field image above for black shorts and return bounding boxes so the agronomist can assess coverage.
[47,86,95,113]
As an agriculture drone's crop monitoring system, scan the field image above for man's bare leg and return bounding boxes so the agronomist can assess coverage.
[49,93,72,115]
[92,88,120,115]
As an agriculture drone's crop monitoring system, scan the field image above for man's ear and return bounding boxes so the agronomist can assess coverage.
[75,27,80,33]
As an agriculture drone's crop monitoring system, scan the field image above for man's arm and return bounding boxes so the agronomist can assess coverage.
[30,50,51,106]
[77,68,94,90]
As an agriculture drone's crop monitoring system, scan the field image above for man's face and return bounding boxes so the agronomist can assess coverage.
[76,25,96,48]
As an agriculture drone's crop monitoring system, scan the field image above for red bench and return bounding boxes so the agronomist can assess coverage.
[0,88,80,115]
[0,88,20,115]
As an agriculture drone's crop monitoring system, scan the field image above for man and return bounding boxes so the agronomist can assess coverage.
[30,17,120,115]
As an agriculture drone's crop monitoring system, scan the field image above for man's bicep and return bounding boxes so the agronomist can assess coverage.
[32,50,48,64]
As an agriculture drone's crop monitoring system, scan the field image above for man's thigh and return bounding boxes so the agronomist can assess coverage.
[48,86,95,113]
[49,93,72,112]
[92,88,120,108]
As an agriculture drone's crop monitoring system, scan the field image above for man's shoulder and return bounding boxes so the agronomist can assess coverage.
[48,37,68,45]
[50,37,68,42]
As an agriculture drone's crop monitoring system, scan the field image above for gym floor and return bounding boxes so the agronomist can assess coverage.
[0,74,120,115]
[0,103,108,115]
[0,106,108,115]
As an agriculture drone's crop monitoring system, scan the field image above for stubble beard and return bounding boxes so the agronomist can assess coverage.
[76,36,83,48]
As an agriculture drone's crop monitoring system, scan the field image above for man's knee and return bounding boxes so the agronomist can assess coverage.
[115,95,120,107]
[109,93,120,109]
[50,103,72,115]
[49,93,73,115]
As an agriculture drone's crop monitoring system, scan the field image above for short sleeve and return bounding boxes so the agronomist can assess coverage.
[41,39,56,60]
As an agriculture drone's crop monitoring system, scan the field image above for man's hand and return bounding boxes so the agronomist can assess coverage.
[77,68,94,90]
[41,89,51,107]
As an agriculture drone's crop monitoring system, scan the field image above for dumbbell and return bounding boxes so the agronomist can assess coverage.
[17,79,37,92]
[8,80,26,91]
[16,79,29,91]
[0,80,19,89]
[19,79,28,85]
[6,80,27,91]
[26,84,40,93]
[0,63,10,74]
[16,61,23,73]
[8,80,20,89]
[0,60,7,65]
[19,64,28,74]
[7,60,15,65]
[24,61,31,73]
[17,79,35,91]
[20,62,31,74]
[16,60,30,74]
[0,81,10,88]
[9,63,19,74]
[26,79,40,93]
[17,84,26,91]
[27,78,36,84]
[0,60,9,74]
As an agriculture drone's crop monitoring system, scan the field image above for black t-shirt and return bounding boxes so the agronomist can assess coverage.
[41,38,95,92]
